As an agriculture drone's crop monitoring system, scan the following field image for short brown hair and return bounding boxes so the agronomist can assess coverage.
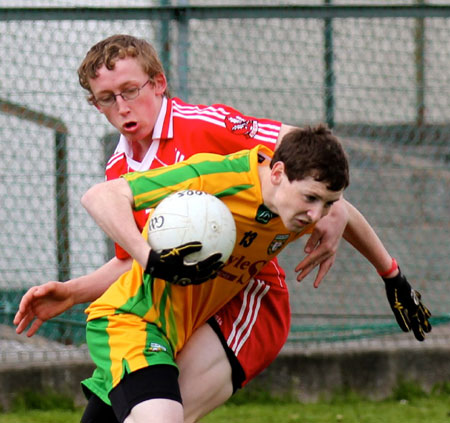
[271,124,349,192]
[78,34,169,103]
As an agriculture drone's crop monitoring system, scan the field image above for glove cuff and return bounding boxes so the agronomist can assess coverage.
[145,249,158,275]
[382,267,407,288]
[377,257,398,278]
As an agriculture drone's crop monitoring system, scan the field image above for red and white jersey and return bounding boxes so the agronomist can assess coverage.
[105,97,282,268]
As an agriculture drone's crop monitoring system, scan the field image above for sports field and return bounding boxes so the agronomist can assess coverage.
[1,386,449,423]
[1,3,449,422]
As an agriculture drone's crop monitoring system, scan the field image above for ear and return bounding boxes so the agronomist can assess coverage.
[270,161,285,186]
[153,72,168,96]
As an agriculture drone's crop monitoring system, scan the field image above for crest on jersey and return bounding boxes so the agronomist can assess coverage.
[255,204,278,224]
[225,114,258,138]
[267,234,290,255]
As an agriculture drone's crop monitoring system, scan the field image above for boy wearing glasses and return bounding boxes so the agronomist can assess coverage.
[15,34,431,423]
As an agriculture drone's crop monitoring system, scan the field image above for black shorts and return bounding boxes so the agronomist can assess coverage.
[81,365,181,423]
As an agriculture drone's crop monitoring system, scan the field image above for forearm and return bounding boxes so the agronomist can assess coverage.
[343,201,431,341]
[342,199,398,277]
[65,256,133,304]
[81,179,150,267]
[276,124,298,148]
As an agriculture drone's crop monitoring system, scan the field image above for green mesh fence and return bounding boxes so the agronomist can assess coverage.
[0,3,448,348]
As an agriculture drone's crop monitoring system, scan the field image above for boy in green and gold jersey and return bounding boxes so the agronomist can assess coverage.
[80,125,429,423]
[81,125,346,423]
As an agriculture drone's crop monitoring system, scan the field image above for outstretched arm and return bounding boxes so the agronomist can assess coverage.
[341,199,395,275]
[14,256,132,337]
[341,199,432,341]
[295,198,431,340]
[295,197,399,286]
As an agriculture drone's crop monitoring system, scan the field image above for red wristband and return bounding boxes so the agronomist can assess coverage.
[377,258,398,277]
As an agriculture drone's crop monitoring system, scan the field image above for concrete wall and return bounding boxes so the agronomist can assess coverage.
[1,344,450,411]
[0,360,94,410]
[247,345,450,402]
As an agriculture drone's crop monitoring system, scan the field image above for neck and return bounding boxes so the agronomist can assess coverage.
[130,95,164,162]
[130,138,153,162]
[258,165,275,213]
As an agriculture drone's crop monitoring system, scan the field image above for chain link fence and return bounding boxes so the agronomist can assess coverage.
[0,3,448,354]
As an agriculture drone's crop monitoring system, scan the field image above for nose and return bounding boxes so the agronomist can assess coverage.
[115,95,130,115]
[306,204,325,222]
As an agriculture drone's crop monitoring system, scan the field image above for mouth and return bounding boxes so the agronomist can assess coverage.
[123,121,138,131]
[295,218,310,227]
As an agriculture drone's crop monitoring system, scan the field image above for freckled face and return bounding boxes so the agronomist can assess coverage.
[88,57,166,145]
[269,163,343,232]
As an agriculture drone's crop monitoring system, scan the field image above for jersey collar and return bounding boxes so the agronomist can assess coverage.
[113,96,173,170]
[152,96,173,141]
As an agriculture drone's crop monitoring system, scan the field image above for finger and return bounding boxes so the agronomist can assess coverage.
[303,230,322,254]
[14,292,38,325]
[13,310,24,325]
[413,291,432,332]
[417,304,432,333]
[297,254,334,284]
[26,318,44,337]
[295,250,324,273]
[417,297,432,318]
[14,288,37,316]
[393,310,411,333]
[410,316,425,341]
[312,261,333,289]
[15,312,35,334]
[177,242,203,256]
[296,263,316,282]
[196,253,223,269]
[206,260,224,272]
[195,264,223,282]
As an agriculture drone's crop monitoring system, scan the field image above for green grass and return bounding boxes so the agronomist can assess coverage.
[1,382,449,423]
[202,395,450,423]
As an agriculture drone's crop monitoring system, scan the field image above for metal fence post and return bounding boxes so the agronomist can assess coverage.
[415,0,426,127]
[324,0,335,129]
[176,0,190,100]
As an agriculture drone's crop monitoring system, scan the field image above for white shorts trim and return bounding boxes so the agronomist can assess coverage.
[226,279,270,356]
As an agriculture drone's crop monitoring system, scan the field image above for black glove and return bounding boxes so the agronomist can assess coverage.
[145,241,223,286]
[383,269,432,341]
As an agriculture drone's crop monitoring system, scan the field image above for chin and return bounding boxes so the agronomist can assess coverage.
[292,221,310,232]
[284,222,299,232]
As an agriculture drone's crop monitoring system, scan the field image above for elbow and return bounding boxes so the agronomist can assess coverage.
[81,185,98,214]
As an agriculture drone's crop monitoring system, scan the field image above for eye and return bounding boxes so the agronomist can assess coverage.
[305,195,317,203]
[97,94,114,104]
[121,87,140,99]
[123,87,138,95]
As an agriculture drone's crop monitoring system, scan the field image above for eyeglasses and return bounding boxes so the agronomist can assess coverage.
[94,80,151,107]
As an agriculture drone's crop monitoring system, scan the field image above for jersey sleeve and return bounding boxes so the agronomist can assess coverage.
[199,104,282,155]
[171,99,282,157]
